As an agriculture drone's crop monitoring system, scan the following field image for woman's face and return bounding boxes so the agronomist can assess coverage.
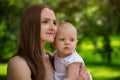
[40,8,57,44]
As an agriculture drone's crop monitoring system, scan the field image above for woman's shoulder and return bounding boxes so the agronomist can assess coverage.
[8,56,29,68]
[7,56,31,80]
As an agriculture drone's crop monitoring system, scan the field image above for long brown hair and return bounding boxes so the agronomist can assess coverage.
[15,4,53,80]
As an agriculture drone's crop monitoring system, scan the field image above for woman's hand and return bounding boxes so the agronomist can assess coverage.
[77,64,91,80]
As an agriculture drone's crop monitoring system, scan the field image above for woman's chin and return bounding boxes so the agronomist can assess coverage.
[47,39,54,43]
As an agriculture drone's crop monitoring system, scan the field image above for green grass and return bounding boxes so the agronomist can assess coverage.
[87,65,120,80]
[79,49,120,80]
[0,64,7,80]
[0,64,7,76]
[1,62,120,80]
[81,49,120,80]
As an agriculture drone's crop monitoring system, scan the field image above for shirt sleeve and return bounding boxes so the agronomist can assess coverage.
[62,51,84,66]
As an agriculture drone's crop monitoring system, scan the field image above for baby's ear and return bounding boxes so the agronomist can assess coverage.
[76,39,78,44]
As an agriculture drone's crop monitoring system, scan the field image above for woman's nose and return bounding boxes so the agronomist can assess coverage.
[50,23,57,30]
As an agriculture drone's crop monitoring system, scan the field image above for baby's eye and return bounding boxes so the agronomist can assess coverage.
[53,22,57,25]
[59,38,64,41]
[70,39,75,41]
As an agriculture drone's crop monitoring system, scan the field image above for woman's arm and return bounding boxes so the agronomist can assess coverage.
[7,56,31,80]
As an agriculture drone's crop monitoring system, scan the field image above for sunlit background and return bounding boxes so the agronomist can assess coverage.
[0,0,120,80]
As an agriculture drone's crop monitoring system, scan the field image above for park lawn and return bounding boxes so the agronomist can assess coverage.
[0,62,120,80]
[0,64,7,76]
[87,64,120,80]
[78,49,120,80]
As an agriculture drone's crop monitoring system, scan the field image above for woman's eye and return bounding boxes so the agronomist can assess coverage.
[53,22,57,25]
[42,21,48,23]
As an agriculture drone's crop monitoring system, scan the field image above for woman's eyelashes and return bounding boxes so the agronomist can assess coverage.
[42,20,48,24]
[41,20,57,26]
[53,21,57,25]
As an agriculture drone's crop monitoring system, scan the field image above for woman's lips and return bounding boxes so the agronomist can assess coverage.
[46,32,55,37]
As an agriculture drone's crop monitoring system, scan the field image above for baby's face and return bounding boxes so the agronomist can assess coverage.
[54,24,78,57]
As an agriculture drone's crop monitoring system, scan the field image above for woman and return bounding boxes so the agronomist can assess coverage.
[7,4,90,80]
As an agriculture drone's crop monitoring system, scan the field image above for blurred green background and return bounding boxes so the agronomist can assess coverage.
[0,0,120,80]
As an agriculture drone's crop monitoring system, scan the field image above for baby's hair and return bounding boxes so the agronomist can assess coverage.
[58,20,78,36]
[58,20,75,28]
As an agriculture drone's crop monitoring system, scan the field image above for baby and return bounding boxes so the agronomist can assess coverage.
[53,21,92,80]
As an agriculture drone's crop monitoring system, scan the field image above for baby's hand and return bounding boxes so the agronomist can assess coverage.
[44,51,54,56]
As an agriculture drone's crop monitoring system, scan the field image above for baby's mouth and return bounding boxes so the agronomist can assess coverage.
[64,47,69,50]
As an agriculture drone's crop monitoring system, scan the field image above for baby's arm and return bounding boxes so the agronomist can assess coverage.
[63,62,82,80]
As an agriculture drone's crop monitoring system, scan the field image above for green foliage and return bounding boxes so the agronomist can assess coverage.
[0,0,40,60]
[0,0,120,74]
[0,0,120,80]
[0,0,120,60]
[44,43,55,52]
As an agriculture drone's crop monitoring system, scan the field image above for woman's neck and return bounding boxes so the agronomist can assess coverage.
[40,41,46,52]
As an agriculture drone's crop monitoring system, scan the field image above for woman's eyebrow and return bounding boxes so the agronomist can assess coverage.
[41,18,50,20]
[41,18,57,23]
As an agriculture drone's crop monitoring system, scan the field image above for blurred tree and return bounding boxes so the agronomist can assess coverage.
[0,0,21,62]
[108,0,120,34]
[0,0,120,63]
[43,0,120,63]
[0,0,39,62]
